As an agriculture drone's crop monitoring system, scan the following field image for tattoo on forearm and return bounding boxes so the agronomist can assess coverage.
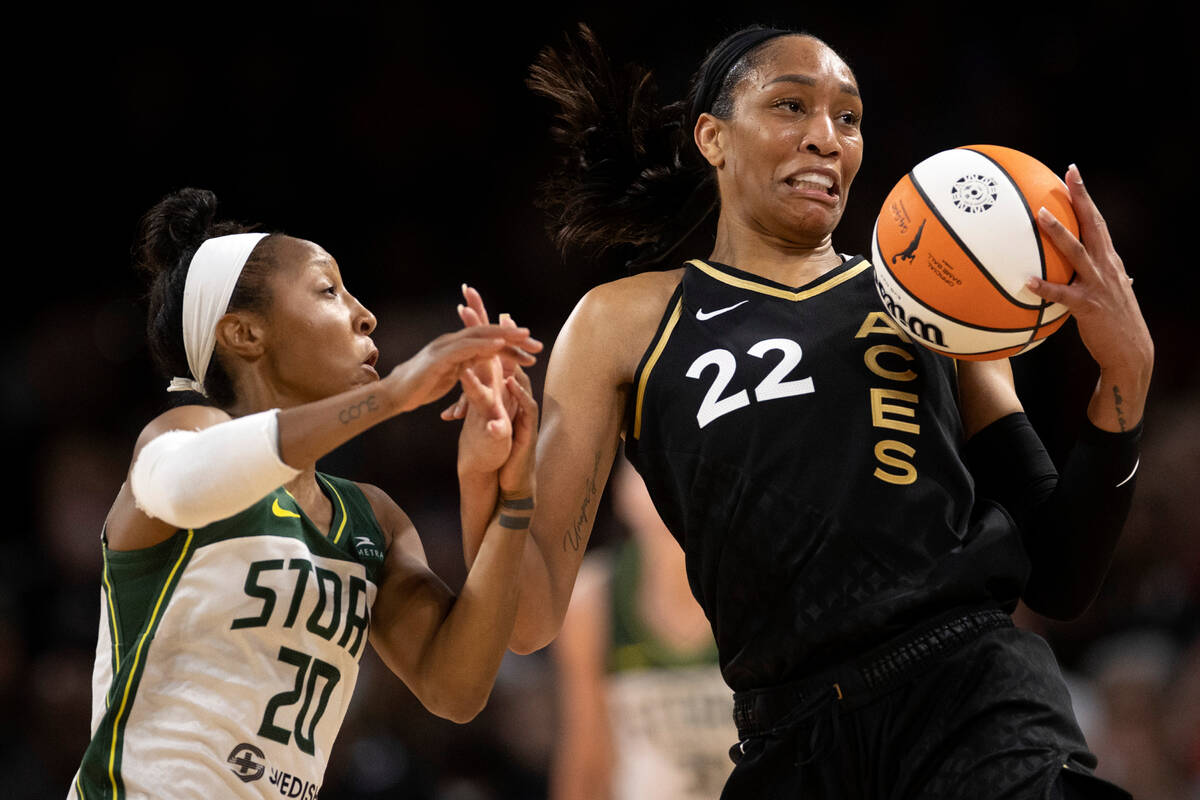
[563,452,602,552]
[1113,385,1127,432]
[338,394,379,425]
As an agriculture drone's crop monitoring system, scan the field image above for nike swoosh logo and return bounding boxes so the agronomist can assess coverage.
[695,300,749,321]
[272,498,301,519]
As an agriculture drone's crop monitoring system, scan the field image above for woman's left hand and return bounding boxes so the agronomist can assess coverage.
[1027,164,1153,379]
[1026,164,1153,429]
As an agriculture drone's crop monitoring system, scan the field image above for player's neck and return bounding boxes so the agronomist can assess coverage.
[709,219,842,288]
[283,470,334,534]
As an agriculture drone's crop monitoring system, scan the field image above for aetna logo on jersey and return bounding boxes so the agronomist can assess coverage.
[228,742,266,782]
[268,768,320,799]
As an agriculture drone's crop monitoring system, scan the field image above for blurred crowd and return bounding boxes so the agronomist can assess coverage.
[5,3,1196,798]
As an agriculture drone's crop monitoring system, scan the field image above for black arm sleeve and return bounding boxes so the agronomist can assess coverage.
[964,412,1142,620]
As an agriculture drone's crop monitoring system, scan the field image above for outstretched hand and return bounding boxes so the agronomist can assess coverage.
[456,353,516,477]
[1027,164,1153,430]
[440,284,524,422]
[387,323,541,414]
[498,365,539,496]
[444,285,541,493]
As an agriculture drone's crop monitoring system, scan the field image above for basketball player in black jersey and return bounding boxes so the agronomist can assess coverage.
[446,24,1152,799]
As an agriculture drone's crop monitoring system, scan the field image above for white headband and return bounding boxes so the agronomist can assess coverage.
[167,232,269,396]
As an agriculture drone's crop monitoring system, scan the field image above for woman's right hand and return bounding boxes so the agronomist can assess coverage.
[387,323,541,414]
[498,365,539,498]
[456,347,516,479]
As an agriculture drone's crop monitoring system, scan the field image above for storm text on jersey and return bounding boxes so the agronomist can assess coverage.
[231,558,371,656]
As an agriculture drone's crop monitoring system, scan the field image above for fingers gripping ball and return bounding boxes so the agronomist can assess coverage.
[871,145,1079,360]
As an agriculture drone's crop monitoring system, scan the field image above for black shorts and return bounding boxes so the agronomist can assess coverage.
[721,608,1130,800]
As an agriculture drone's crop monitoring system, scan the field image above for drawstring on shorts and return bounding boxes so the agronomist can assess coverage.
[728,681,844,766]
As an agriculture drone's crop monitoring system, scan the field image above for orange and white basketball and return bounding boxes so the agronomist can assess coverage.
[870,145,1078,360]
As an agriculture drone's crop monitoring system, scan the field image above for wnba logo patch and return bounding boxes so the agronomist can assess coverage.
[228,742,266,782]
[950,174,998,213]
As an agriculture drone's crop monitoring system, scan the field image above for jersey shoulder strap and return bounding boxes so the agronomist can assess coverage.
[315,473,388,585]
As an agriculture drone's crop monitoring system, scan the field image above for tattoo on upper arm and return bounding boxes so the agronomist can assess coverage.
[339,394,379,425]
[1113,385,1127,432]
[562,452,602,552]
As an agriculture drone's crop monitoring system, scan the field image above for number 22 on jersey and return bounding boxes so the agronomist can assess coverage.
[685,338,814,428]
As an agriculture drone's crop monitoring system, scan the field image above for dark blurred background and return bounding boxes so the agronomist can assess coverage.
[4,1,1196,798]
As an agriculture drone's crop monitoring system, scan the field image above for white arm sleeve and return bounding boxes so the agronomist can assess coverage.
[129,408,302,529]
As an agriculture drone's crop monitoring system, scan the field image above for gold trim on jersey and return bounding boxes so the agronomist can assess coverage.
[108,529,195,798]
[633,297,683,440]
[688,258,871,301]
[319,475,349,545]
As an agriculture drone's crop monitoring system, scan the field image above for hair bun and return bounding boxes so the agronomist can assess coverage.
[133,188,269,408]
[135,187,225,277]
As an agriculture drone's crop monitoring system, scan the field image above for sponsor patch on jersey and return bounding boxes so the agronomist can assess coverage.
[228,742,266,782]
[352,535,385,564]
[228,741,321,798]
[268,767,320,799]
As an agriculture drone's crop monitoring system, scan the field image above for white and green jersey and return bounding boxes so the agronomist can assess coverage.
[70,473,388,800]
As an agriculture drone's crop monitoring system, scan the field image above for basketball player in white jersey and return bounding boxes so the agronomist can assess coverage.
[70,187,542,799]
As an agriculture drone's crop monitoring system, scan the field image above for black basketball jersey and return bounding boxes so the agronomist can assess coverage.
[623,257,1029,692]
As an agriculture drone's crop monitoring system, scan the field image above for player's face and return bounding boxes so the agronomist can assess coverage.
[718,36,863,247]
[261,237,379,403]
